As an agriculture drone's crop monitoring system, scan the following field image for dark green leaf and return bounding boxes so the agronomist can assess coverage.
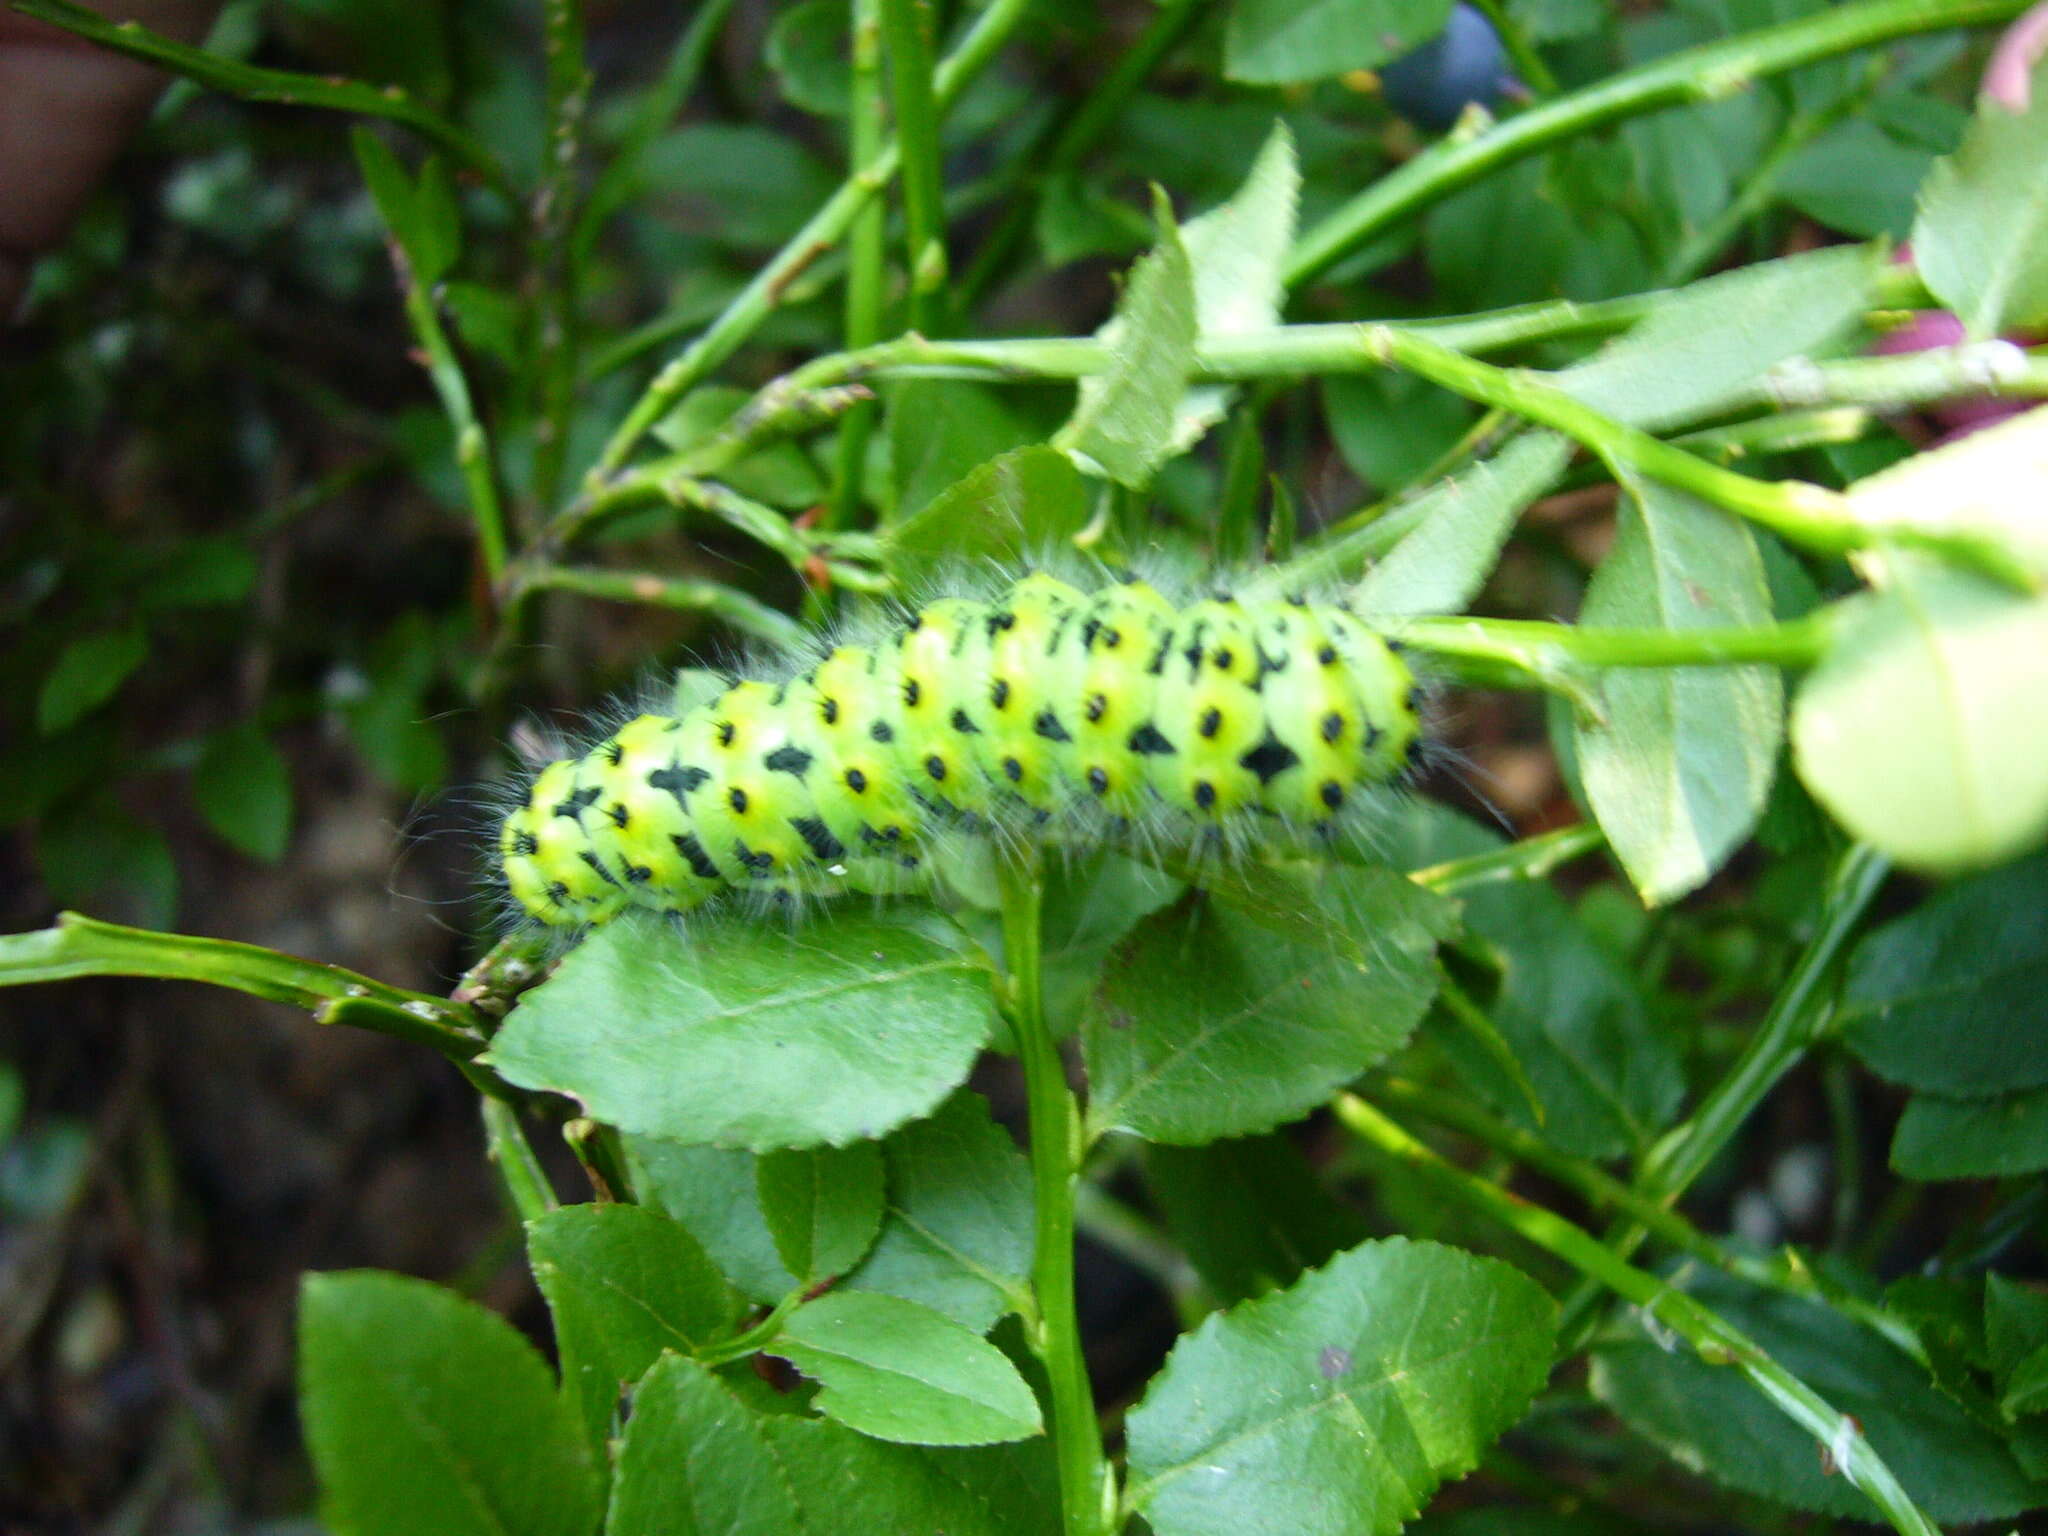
[1570,477,1783,904]
[1126,1238,1554,1535]
[1892,1084,2048,1179]
[631,1140,796,1304]
[1839,852,2048,1096]
[192,723,293,863]
[1142,1133,1367,1304]
[528,1203,738,1456]
[886,446,1092,586]
[767,0,852,116]
[641,125,837,251]
[1040,852,1183,1035]
[886,380,1057,525]
[487,908,996,1151]
[758,1141,887,1285]
[604,1353,801,1536]
[1592,1268,2041,1522]
[37,625,146,735]
[1988,1275,2048,1409]
[35,803,177,928]
[843,1089,1033,1331]
[760,1415,1029,1535]
[1777,120,1932,239]
[298,1270,599,1536]
[1225,0,1454,85]
[1083,866,1456,1145]
[138,537,257,609]
[1913,60,2048,336]
[1324,371,1474,492]
[768,1292,1043,1445]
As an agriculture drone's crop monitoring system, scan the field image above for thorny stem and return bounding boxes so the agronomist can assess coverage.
[1408,822,1606,893]
[997,848,1114,1536]
[505,563,810,653]
[1334,1094,1941,1536]
[880,0,948,333]
[829,0,889,530]
[1285,0,2036,287]
[399,280,510,586]
[531,0,593,509]
[481,1098,557,1224]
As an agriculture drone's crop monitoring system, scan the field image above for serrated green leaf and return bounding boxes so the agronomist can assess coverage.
[1056,190,1198,488]
[886,445,1092,586]
[1224,0,1454,85]
[192,723,293,863]
[1988,1275,2048,1402]
[2003,1345,2048,1420]
[1839,851,2048,1096]
[1556,244,1880,432]
[605,1353,801,1536]
[843,1089,1033,1331]
[1040,851,1183,1037]
[1571,477,1783,905]
[1892,1084,2048,1179]
[487,908,996,1151]
[769,1292,1043,1446]
[1913,61,2048,337]
[528,1203,739,1457]
[887,379,1055,525]
[1126,1238,1554,1536]
[38,625,146,735]
[757,1141,886,1285]
[298,1270,599,1536]
[1171,122,1299,454]
[1142,1133,1367,1305]
[1593,1268,2040,1523]
[1083,866,1455,1145]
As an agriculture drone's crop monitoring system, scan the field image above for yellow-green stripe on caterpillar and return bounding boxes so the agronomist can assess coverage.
[498,572,1422,927]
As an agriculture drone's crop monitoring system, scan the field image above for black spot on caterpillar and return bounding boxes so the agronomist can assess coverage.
[498,573,1422,926]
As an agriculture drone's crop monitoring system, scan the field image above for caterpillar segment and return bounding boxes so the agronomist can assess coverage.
[498,575,1422,927]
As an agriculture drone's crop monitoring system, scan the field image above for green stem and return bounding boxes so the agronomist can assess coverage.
[697,1287,808,1368]
[507,563,810,652]
[1467,0,1559,97]
[13,0,516,197]
[1373,1076,1928,1364]
[831,0,889,530]
[997,849,1113,1536]
[482,1098,557,1224]
[1743,340,2048,411]
[880,0,947,332]
[0,912,484,1062]
[1285,0,2033,287]
[399,281,511,586]
[588,0,1035,481]
[1407,822,1606,893]
[1372,326,2038,588]
[1557,842,1890,1345]
[1395,608,1839,686]
[1333,1094,1939,1536]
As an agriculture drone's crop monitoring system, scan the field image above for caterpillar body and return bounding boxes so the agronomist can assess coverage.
[498,573,1422,928]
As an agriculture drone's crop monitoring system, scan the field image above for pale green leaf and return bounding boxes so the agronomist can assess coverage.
[1572,477,1783,904]
[1913,62,2048,337]
[1056,190,1199,488]
[768,1292,1044,1446]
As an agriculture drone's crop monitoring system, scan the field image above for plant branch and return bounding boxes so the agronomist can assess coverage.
[530,0,594,508]
[481,1098,558,1224]
[1333,1093,1940,1536]
[880,0,947,332]
[1370,326,2039,588]
[587,0,1036,481]
[1285,0,2034,287]
[830,0,889,529]
[1408,822,1607,893]
[11,0,515,196]
[997,848,1114,1536]
[506,563,811,652]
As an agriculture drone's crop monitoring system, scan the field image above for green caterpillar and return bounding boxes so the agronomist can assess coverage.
[498,572,1422,927]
